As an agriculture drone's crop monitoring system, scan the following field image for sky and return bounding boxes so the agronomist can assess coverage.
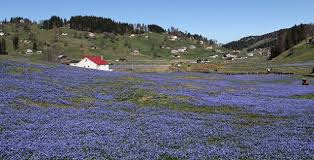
[1,0,314,43]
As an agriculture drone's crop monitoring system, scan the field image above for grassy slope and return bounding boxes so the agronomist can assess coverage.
[272,41,314,64]
[243,37,274,51]
[1,24,220,62]
[1,23,312,75]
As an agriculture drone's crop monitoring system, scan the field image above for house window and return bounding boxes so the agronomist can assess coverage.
[85,59,87,62]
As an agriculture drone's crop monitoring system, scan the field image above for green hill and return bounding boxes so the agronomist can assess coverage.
[224,24,314,58]
[0,23,221,62]
[223,30,279,51]
[272,41,314,63]
[1,17,312,74]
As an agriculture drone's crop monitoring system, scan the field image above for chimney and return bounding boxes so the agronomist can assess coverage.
[101,56,103,60]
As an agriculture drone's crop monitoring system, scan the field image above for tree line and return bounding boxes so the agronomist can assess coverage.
[223,23,314,60]
[223,31,279,50]
[1,15,216,46]
[166,27,215,44]
[1,17,33,25]
[0,39,7,55]
[10,17,32,24]
[42,16,67,29]
[69,16,135,34]
[39,15,215,44]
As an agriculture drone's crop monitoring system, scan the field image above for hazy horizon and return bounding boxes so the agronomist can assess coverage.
[1,0,314,43]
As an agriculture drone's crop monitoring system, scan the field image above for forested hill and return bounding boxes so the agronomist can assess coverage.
[0,16,221,61]
[41,16,213,44]
[223,24,314,60]
[269,24,314,59]
[1,16,313,64]
[223,30,279,51]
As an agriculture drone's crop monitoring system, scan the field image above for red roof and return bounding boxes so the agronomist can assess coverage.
[83,56,109,65]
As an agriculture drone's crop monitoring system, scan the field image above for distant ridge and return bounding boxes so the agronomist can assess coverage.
[223,24,314,61]
[223,30,279,51]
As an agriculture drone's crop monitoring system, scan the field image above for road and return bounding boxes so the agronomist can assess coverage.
[111,64,171,72]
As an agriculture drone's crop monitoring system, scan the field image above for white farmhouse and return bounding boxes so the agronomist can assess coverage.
[206,46,213,50]
[210,55,219,59]
[88,32,95,37]
[170,35,178,41]
[178,48,186,53]
[189,45,196,49]
[70,55,112,71]
[178,47,187,53]
[36,50,43,54]
[247,53,254,57]
[130,34,135,38]
[173,54,181,58]
[171,50,179,54]
[0,32,4,36]
[25,49,33,55]
[24,40,31,44]
[226,54,237,58]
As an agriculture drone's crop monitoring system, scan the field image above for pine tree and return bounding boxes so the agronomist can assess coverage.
[13,36,19,50]
[0,38,7,55]
[3,39,7,54]
[33,42,38,51]
[41,16,64,29]
[148,24,165,34]
[0,39,2,54]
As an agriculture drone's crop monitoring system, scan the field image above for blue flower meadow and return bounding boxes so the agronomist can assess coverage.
[0,61,313,159]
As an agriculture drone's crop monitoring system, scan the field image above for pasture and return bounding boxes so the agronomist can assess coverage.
[0,60,314,159]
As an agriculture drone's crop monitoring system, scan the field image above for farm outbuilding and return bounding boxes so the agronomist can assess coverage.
[25,49,33,55]
[88,32,95,37]
[70,55,112,71]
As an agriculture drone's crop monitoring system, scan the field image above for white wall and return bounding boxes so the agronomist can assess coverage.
[98,65,110,71]
[76,58,96,69]
[70,57,111,71]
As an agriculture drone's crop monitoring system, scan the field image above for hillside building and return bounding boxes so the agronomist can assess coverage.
[247,53,254,57]
[25,49,33,55]
[170,36,178,41]
[88,32,95,37]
